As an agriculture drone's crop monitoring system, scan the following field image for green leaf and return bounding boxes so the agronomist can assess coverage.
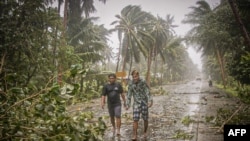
[9,88,24,94]
[35,104,44,111]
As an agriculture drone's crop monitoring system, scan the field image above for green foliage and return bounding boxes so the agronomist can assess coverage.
[228,52,250,85]
[0,0,64,88]
[0,1,109,140]
[181,115,194,126]
[205,115,215,123]
[62,66,110,104]
[1,75,107,140]
[215,106,250,125]
[173,129,193,140]
[150,86,167,96]
[237,86,250,104]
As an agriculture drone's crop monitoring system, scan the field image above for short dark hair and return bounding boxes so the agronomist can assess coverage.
[131,70,139,76]
[108,73,116,78]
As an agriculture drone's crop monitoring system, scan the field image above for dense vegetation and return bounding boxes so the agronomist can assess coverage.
[183,0,250,103]
[0,0,250,140]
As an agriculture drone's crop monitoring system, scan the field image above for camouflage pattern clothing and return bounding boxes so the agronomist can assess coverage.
[126,79,152,108]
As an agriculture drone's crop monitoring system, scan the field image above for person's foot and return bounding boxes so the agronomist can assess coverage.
[131,135,137,141]
[112,127,116,136]
[116,130,120,136]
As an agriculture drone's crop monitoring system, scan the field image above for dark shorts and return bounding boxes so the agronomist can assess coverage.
[108,104,121,118]
[133,102,148,121]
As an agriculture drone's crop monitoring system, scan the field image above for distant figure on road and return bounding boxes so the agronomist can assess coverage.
[208,79,213,87]
[101,73,126,136]
[126,70,153,140]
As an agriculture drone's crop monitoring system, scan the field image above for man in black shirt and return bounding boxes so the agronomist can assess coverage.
[101,73,126,136]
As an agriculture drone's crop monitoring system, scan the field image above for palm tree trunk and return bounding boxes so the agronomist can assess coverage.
[122,36,130,76]
[121,44,129,83]
[56,0,68,86]
[121,47,128,72]
[216,48,226,88]
[0,51,6,74]
[146,49,153,87]
[228,0,250,48]
[169,68,172,82]
[63,0,68,31]
[115,51,121,72]
[160,61,163,85]
[153,57,157,85]
[128,50,133,80]
[116,32,122,72]
[153,45,157,84]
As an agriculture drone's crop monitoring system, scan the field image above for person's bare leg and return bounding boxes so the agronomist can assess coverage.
[132,121,138,140]
[143,120,148,138]
[110,117,115,134]
[116,117,121,135]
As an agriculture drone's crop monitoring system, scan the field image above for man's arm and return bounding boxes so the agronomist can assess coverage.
[148,98,153,108]
[144,82,153,108]
[119,83,126,107]
[101,85,106,109]
[126,84,132,109]
[121,93,126,107]
[101,95,106,109]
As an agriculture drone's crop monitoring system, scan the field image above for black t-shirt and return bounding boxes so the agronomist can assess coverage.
[102,82,123,105]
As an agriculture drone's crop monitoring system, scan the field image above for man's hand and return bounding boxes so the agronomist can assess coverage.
[123,101,126,108]
[148,101,153,108]
[101,96,106,109]
[101,103,105,109]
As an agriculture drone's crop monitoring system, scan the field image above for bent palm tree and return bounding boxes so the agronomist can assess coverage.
[110,5,153,76]
[228,0,250,48]
[146,15,177,86]
[183,0,228,87]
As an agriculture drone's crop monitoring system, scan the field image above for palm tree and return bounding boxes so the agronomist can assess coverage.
[228,0,250,48]
[50,0,107,84]
[202,55,221,82]
[115,30,123,72]
[70,17,109,91]
[59,0,107,40]
[110,5,153,76]
[183,0,230,87]
[146,14,177,86]
[163,37,188,82]
[72,18,109,63]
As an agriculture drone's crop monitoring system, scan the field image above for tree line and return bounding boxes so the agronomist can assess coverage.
[183,0,250,103]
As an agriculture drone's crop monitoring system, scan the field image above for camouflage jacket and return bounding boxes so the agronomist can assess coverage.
[126,79,152,108]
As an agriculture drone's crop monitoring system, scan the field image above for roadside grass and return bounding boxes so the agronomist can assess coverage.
[212,83,250,125]
[216,83,238,97]
[150,86,168,96]
[205,115,215,123]
[173,129,193,140]
[181,115,194,126]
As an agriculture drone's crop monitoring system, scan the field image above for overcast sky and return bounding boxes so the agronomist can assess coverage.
[90,0,220,70]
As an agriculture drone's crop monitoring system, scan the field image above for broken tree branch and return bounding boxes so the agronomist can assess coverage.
[216,103,244,133]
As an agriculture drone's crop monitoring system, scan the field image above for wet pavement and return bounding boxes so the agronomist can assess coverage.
[67,79,239,141]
